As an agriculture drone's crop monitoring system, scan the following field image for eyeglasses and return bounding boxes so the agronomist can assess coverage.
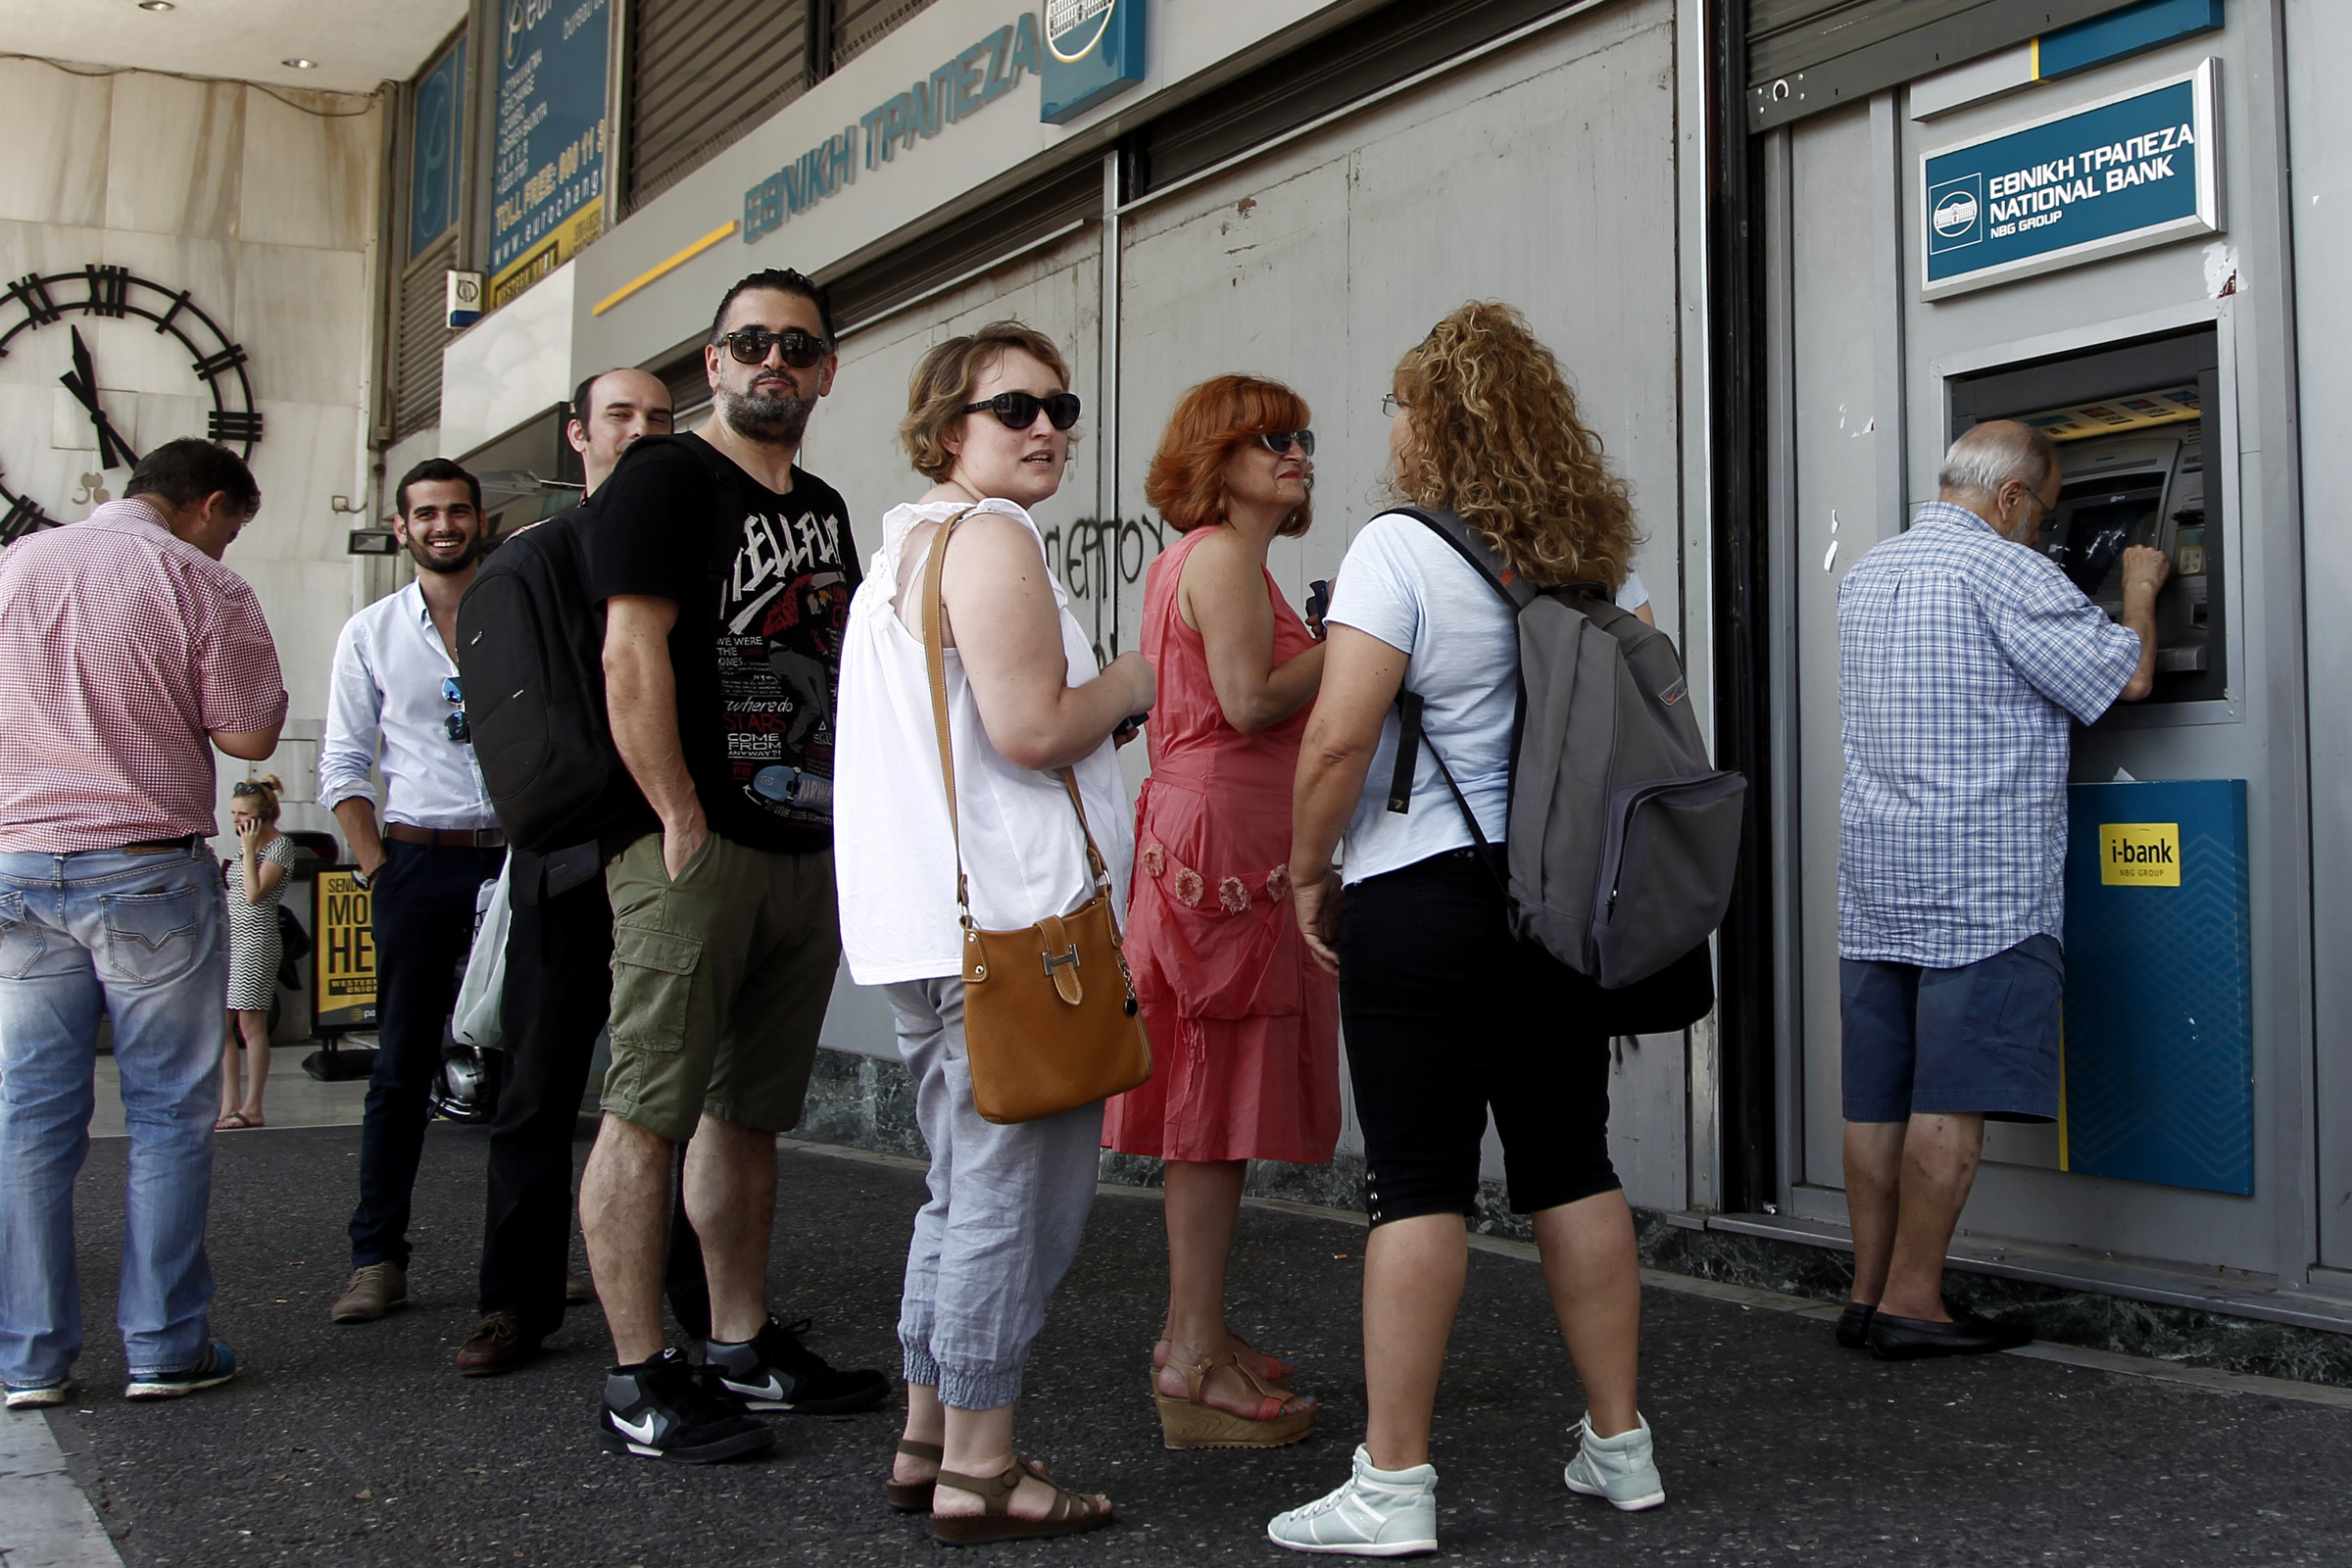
[720,327,830,368]
[1257,430,1315,457]
[961,391,1082,431]
[441,675,469,745]
[1380,393,1409,416]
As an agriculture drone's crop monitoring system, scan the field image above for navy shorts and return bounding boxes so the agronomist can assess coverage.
[1839,934,2064,1124]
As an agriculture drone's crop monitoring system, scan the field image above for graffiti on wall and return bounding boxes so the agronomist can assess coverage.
[1040,513,1165,664]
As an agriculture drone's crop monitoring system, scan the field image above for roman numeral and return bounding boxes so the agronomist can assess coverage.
[192,343,248,382]
[6,273,60,326]
[208,409,265,444]
[83,265,129,318]
[2,492,53,544]
[153,288,190,335]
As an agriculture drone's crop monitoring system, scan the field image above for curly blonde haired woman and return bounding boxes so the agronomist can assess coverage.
[218,775,295,1129]
[1268,304,1663,1556]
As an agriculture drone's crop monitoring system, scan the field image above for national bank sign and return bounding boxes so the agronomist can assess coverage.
[743,4,1149,246]
[1920,59,2220,301]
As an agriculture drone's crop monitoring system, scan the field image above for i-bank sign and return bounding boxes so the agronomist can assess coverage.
[743,3,1149,246]
[1921,59,2221,301]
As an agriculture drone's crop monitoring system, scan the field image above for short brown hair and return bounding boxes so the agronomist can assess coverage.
[1144,375,1313,538]
[901,321,1075,482]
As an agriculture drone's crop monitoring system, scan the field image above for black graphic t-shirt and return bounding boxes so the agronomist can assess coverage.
[581,433,858,856]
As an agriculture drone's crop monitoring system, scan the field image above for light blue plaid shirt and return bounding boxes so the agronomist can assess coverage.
[1837,501,2142,967]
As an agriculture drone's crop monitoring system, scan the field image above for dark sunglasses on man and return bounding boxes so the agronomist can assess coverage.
[961,390,1083,431]
[720,327,830,368]
[1257,430,1314,457]
[441,675,469,745]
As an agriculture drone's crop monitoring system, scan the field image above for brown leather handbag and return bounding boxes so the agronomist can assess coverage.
[919,509,1152,1124]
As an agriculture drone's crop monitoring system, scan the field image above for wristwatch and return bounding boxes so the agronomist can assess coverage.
[349,866,373,890]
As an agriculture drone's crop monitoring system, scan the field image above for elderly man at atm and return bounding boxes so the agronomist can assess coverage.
[1835,418,2169,1360]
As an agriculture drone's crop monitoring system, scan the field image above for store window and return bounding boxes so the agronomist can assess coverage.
[408,36,466,259]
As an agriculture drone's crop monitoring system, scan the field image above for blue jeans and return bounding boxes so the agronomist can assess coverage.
[0,845,226,1388]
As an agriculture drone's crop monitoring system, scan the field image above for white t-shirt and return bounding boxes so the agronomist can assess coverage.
[1324,511,1647,887]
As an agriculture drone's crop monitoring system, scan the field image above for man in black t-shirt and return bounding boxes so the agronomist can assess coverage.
[575,270,885,1463]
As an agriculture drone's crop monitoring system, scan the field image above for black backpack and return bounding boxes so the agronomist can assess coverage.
[457,506,642,854]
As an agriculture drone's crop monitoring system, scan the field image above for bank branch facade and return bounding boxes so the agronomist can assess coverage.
[393,0,2352,1334]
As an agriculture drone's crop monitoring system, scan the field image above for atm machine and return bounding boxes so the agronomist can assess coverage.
[1948,325,2225,708]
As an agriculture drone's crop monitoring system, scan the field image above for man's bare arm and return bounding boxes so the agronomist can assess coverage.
[210,724,281,761]
[2115,544,2172,703]
[332,797,386,877]
[604,595,705,879]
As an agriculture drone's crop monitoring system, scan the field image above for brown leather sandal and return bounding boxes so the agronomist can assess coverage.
[928,1456,1113,1545]
[1153,1351,1316,1450]
[885,1440,940,1513]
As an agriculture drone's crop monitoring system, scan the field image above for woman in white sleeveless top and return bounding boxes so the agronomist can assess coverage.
[834,322,1152,1545]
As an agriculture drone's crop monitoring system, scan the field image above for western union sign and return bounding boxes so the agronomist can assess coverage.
[2100,822,2181,887]
[313,869,378,1032]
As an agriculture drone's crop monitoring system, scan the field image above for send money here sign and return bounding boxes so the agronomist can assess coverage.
[1922,60,2219,300]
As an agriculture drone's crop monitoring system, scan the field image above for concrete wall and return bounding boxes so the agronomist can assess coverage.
[0,59,383,861]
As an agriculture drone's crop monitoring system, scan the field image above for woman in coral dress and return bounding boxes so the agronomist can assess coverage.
[1108,375,1337,1449]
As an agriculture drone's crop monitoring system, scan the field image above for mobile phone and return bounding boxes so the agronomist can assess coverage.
[1113,711,1150,743]
[1305,579,1332,640]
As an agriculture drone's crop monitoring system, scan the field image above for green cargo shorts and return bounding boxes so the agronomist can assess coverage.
[601,830,840,1144]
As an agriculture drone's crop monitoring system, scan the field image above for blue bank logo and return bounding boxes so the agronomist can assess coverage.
[1042,0,1147,124]
[1929,175,1984,254]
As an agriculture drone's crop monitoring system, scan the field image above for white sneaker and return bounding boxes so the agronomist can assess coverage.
[1267,1445,1440,1556]
[1563,1412,1665,1511]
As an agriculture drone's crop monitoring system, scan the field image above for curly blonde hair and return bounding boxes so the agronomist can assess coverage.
[900,320,1077,482]
[1390,302,1639,588]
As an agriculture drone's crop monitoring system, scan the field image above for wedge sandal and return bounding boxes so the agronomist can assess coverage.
[885,1439,940,1513]
[929,1457,1113,1545]
[1154,1351,1316,1450]
[1153,1334,1294,1387]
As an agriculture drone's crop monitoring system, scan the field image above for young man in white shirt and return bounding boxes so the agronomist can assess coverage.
[319,460,507,1330]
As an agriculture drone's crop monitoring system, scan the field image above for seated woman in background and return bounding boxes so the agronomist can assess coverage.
[1105,375,1331,1450]
[833,320,1152,1545]
[219,775,295,1131]
[1269,302,1664,1558]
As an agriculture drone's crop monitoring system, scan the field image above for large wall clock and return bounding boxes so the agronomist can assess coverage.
[0,265,262,544]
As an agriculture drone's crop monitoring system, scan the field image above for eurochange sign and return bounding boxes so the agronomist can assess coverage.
[1921,58,2220,302]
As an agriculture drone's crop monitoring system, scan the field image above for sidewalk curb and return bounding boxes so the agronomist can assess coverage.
[0,1409,124,1568]
[778,1137,2352,1414]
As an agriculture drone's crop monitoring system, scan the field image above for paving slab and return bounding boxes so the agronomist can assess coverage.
[33,1124,2352,1567]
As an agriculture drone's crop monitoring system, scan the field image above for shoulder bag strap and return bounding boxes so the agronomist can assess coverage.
[919,510,1122,932]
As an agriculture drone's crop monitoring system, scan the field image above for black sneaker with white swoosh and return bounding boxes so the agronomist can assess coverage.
[599,1348,774,1463]
[705,1317,889,1414]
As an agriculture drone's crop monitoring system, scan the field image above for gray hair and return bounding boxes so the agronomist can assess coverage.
[1938,419,2059,499]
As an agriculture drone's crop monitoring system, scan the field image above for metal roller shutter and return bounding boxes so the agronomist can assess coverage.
[832,0,938,69]
[626,0,812,210]
[825,159,1100,336]
[390,232,457,442]
[1745,0,2141,130]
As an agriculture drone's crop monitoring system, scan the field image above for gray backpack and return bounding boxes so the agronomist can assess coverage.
[1387,509,1745,993]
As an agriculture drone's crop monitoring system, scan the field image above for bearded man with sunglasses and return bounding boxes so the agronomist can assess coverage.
[574,268,885,1463]
[319,458,508,1327]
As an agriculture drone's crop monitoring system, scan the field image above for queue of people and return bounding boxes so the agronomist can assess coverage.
[0,257,2135,1559]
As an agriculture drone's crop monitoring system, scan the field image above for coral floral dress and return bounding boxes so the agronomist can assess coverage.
[1103,527,1341,1164]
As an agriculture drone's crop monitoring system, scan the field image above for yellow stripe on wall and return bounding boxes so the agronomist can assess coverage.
[592,221,741,317]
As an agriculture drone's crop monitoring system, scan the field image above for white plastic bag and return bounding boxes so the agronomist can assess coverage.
[453,863,511,1049]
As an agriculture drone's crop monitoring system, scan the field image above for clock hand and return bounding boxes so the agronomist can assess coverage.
[60,326,138,470]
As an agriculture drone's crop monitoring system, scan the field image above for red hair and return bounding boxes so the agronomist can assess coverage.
[1144,375,1313,536]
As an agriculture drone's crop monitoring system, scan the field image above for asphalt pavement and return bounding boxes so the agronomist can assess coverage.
[32,1122,2352,1568]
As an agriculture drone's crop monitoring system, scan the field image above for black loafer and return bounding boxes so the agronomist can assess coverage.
[1868,1308,2034,1361]
[1835,1301,1877,1348]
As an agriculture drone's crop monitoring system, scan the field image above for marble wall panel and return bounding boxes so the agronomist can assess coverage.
[132,391,211,452]
[100,228,241,390]
[0,220,110,317]
[237,89,380,253]
[0,62,110,228]
[228,558,367,722]
[438,263,574,457]
[231,243,368,408]
[105,73,243,240]
[238,399,364,564]
[47,384,141,456]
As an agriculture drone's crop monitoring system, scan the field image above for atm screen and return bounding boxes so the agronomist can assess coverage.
[2047,494,2159,596]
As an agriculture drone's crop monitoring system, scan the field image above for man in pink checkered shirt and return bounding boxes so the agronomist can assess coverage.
[0,438,287,1409]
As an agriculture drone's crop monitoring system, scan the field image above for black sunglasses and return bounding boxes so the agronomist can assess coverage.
[720,327,829,368]
[441,675,469,745]
[961,391,1082,431]
[1257,430,1315,457]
